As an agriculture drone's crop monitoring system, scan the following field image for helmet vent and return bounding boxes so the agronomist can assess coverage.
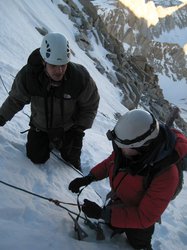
[67,41,70,59]
[45,40,51,58]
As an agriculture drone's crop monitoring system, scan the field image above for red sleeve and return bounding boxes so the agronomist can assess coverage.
[90,152,115,180]
[110,165,179,229]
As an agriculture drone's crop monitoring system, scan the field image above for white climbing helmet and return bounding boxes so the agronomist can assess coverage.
[112,109,159,148]
[40,33,70,65]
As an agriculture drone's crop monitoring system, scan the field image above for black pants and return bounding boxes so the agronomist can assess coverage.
[26,128,83,169]
[125,225,154,249]
[112,224,154,249]
[26,129,50,164]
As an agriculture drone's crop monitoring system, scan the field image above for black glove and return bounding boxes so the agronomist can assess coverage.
[68,174,95,193]
[0,115,6,126]
[82,199,102,219]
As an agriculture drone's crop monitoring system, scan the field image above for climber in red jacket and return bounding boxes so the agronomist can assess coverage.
[69,109,187,250]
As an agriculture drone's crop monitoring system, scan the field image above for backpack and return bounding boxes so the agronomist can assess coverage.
[143,154,187,200]
[144,106,187,200]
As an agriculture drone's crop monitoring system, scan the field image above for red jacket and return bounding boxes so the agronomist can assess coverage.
[91,129,187,229]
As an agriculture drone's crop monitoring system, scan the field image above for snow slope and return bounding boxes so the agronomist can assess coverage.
[0,1,186,250]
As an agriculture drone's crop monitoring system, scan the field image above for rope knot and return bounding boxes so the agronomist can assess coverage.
[49,198,61,206]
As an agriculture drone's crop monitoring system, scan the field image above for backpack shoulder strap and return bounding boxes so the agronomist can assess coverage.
[143,150,179,191]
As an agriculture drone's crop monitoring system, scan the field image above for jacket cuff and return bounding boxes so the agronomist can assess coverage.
[87,172,97,182]
[71,124,86,131]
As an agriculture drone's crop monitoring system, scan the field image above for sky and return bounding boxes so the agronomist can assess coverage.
[0,0,186,250]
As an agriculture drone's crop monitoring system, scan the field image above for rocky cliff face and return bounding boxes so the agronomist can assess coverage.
[53,0,187,135]
[92,0,187,80]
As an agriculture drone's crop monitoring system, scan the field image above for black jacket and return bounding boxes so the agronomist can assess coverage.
[0,49,100,131]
